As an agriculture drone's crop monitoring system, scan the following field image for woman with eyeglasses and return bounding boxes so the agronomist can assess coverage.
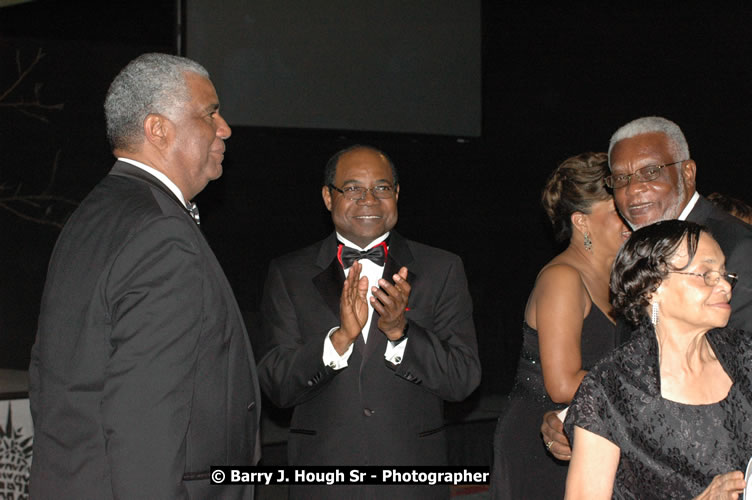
[564,220,750,500]
[490,152,630,499]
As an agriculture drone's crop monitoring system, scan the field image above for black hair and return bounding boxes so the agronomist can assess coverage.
[323,145,399,187]
[610,220,704,325]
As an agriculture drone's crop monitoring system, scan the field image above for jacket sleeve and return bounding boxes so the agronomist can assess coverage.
[389,254,481,401]
[256,260,341,408]
[101,217,202,500]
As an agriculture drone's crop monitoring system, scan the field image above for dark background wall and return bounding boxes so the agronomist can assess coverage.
[1,2,751,403]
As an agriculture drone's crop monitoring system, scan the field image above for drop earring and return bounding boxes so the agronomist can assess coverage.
[583,232,593,253]
[651,302,659,326]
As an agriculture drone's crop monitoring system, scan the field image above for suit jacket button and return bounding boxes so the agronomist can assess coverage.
[247,401,256,411]
[307,380,314,386]
[363,408,374,417]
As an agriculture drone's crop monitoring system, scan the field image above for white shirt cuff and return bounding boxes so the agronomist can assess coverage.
[323,326,353,370]
[384,338,408,365]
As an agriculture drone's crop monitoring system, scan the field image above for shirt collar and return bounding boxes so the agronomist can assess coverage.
[336,231,390,251]
[117,157,188,208]
[677,191,700,221]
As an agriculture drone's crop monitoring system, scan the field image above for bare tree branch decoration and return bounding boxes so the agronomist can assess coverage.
[1,48,76,228]
[0,48,65,121]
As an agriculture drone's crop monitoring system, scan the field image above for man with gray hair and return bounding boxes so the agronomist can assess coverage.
[29,53,260,499]
[540,115,752,462]
[606,116,752,329]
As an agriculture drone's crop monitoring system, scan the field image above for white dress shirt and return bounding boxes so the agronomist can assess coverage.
[678,191,700,221]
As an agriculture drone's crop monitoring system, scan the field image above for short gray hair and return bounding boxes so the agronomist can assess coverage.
[104,53,209,151]
[608,116,690,167]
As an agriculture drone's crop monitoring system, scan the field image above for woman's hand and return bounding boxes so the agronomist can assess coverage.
[694,471,745,500]
[540,410,571,460]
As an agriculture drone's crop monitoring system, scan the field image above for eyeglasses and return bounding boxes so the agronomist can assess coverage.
[604,160,687,189]
[668,270,738,290]
[328,184,396,200]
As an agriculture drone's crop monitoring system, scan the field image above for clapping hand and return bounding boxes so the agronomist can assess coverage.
[331,261,369,355]
[372,266,411,341]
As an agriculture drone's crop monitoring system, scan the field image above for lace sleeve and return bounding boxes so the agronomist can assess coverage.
[564,367,621,448]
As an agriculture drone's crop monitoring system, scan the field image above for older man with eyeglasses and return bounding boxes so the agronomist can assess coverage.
[606,116,752,331]
[540,116,752,462]
[255,145,481,499]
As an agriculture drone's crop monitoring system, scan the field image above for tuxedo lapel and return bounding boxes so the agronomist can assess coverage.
[312,258,345,321]
[685,195,712,224]
[385,231,417,285]
[312,234,345,318]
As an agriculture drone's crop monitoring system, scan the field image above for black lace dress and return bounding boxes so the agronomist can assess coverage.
[490,304,616,499]
[565,322,752,499]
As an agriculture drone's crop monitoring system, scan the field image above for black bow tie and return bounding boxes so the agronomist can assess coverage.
[339,242,387,268]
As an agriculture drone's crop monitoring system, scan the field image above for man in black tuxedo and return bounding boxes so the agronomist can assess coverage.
[257,145,481,499]
[29,53,260,499]
[541,115,752,461]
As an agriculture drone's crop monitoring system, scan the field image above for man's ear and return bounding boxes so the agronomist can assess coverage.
[681,159,697,195]
[322,185,333,212]
[143,113,170,150]
[394,184,399,203]
[571,211,589,235]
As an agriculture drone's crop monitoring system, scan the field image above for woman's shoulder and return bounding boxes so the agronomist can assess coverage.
[566,329,659,438]
[564,345,635,441]
[581,328,659,395]
[529,262,589,319]
[536,260,586,290]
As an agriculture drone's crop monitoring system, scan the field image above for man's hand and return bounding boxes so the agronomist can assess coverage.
[372,266,411,340]
[331,261,369,355]
[541,410,572,460]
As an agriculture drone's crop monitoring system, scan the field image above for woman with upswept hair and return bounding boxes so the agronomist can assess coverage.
[490,152,630,499]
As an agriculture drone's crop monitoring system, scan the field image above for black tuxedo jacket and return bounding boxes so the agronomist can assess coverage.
[29,161,260,499]
[686,195,752,330]
[257,232,481,499]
